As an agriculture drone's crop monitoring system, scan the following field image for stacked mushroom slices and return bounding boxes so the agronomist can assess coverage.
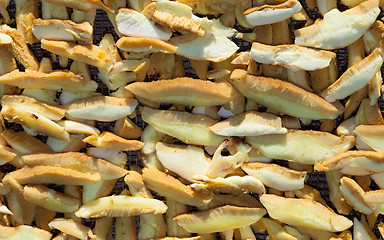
[0,0,383,239]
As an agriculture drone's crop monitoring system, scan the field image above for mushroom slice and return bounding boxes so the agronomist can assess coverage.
[210,111,286,137]
[116,8,172,40]
[141,107,225,146]
[0,146,18,166]
[0,70,97,93]
[242,162,306,191]
[43,0,110,11]
[353,216,377,240]
[243,0,302,26]
[155,142,210,182]
[32,19,93,42]
[174,205,266,233]
[83,131,144,151]
[116,36,177,53]
[314,151,384,175]
[114,117,142,140]
[250,42,335,72]
[142,167,212,207]
[364,190,384,214]
[0,225,52,239]
[260,218,300,240]
[260,194,353,232]
[1,129,53,154]
[48,218,95,240]
[354,125,384,152]
[321,49,383,102]
[75,195,167,218]
[230,69,343,120]
[294,0,380,49]
[82,179,117,203]
[23,184,80,213]
[58,120,100,135]
[66,96,137,121]
[2,95,65,121]
[87,147,127,168]
[363,20,384,54]
[126,78,234,106]
[340,177,373,214]
[177,0,251,16]
[371,172,384,188]
[247,130,354,165]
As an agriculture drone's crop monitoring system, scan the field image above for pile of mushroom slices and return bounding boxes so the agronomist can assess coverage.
[0,0,384,239]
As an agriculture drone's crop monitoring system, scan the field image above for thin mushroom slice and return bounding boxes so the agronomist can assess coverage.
[116,36,177,53]
[82,179,117,203]
[176,0,251,16]
[260,218,300,240]
[363,20,384,55]
[126,78,234,106]
[294,0,380,49]
[371,172,384,188]
[340,177,373,214]
[173,205,266,234]
[260,194,353,232]
[364,190,384,214]
[354,125,384,152]
[353,216,377,240]
[1,129,53,154]
[48,218,95,240]
[247,130,354,165]
[230,69,343,120]
[58,120,100,135]
[0,225,52,239]
[83,131,144,151]
[43,0,111,12]
[75,195,168,218]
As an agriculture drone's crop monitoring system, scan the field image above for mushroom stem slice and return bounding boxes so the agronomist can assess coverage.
[48,218,95,240]
[0,225,52,240]
[116,36,178,53]
[44,0,111,12]
[83,131,144,152]
[340,177,373,214]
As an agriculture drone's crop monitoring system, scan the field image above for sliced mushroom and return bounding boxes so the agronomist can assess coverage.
[87,147,127,168]
[82,179,117,204]
[340,177,373,214]
[83,131,144,151]
[353,216,377,240]
[1,129,53,154]
[48,218,95,240]
[116,36,178,53]
[364,190,384,214]
[43,0,110,11]
[354,125,384,152]
[0,224,52,239]
[177,0,251,16]
[58,120,100,135]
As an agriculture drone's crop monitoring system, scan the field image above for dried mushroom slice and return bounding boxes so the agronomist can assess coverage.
[117,36,178,53]
[173,205,266,233]
[43,0,110,11]
[340,177,373,214]
[363,20,384,54]
[126,78,234,106]
[247,130,354,165]
[230,69,343,120]
[48,218,95,240]
[364,190,384,214]
[0,146,18,166]
[82,179,117,203]
[354,125,384,152]
[75,195,168,218]
[242,162,306,191]
[114,117,142,140]
[83,131,144,151]
[260,194,353,232]
[0,224,52,239]
[294,0,380,49]
[176,0,251,16]
[141,107,225,146]
[1,129,53,154]
[353,216,377,240]
[260,218,300,240]
[58,120,100,135]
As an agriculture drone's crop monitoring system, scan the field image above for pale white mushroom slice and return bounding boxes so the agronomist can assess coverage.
[1,129,53,154]
[83,131,144,151]
[116,36,178,53]
[230,69,343,120]
[82,179,117,203]
[250,42,335,72]
[87,147,127,168]
[260,194,353,232]
[243,0,302,26]
[242,162,306,191]
[126,78,234,106]
[353,216,377,240]
[116,8,172,41]
[43,0,110,11]
[340,177,373,214]
[141,107,225,146]
[363,20,384,55]
[155,142,210,182]
[66,96,137,121]
[247,130,354,165]
[46,134,86,153]
[260,218,300,240]
[0,225,52,240]
[49,218,95,240]
[75,195,167,218]
[58,120,100,135]
[294,0,380,49]
[371,172,384,188]
[364,190,384,214]
[354,125,384,152]
[141,125,164,155]
[174,205,266,233]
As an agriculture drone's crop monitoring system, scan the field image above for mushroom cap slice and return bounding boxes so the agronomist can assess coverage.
[48,218,95,240]
[126,78,234,106]
[116,36,178,53]
[173,205,266,233]
[209,111,287,137]
[247,130,354,165]
[75,195,168,218]
[83,131,144,151]
[364,190,384,214]
[354,124,384,152]
[260,194,353,232]
[0,225,52,240]
[230,69,343,120]
[294,0,380,49]
[58,120,100,135]
[340,177,373,214]
[116,8,172,41]
[1,129,53,154]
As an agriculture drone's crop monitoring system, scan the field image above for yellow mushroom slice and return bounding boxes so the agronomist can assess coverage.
[15,0,38,44]
[49,218,95,240]
[117,36,177,53]
[151,238,201,240]
[32,19,92,42]
[126,78,234,106]
[353,216,377,240]
[43,0,110,11]
[340,177,373,214]
[242,162,306,191]
[82,179,116,204]
[0,146,18,166]
[114,117,142,140]
[66,96,137,121]
[363,190,384,214]
[177,0,251,16]
[0,225,52,239]
[260,194,353,232]
[142,167,212,207]
[166,198,191,238]
[83,131,144,151]
[260,218,299,240]
[247,130,354,165]
[243,0,302,26]
[174,205,266,234]
[1,129,53,154]
[330,230,353,240]
[230,69,343,120]
[294,0,380,49]
[363,20,384,55]
[141,107,225,146]
[315,151,384,175]
[57,120,100,135]
[354,125,384,152]
[87,147,127,168]
[75,195,167,218]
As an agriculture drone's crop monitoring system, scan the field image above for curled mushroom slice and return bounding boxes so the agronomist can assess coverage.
[260,194,353,232]
[354,125,384,152]
[0,225,52,239]
[247,130,354,165]
[32,19,93,42]
[75,195,167,218]
[242,162,306,191]
[83,131,144,151]
[174,205,266,233]
[44,0,110,11]
[49,218,95,240]
[126,78,234,106]
[340,177,373,214]
[294,0,380,49]
[141,107,225,146]
[230,69,343,120]
[66,96,137,121]
[117,36,177,53]
[364,190,384,214]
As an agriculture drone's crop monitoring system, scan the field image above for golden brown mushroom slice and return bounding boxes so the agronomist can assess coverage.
[141,107,225,146]
[43,0,110,11]
[75,195,167,218]
[364,190,384,214]
[230,69,343,120]
[177,0,251,16]
[83,131,144,151]
[116,36,178,53]
[260,194,353,232]
[247,130,354,165]
[126,78,234,106]
[294,0,380,49]
[1,129,53,154]
[48,218,96,240]
[174,205,266,233]
[354,125,384,152]
[340,177,373,214]
[0,224,52,239]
